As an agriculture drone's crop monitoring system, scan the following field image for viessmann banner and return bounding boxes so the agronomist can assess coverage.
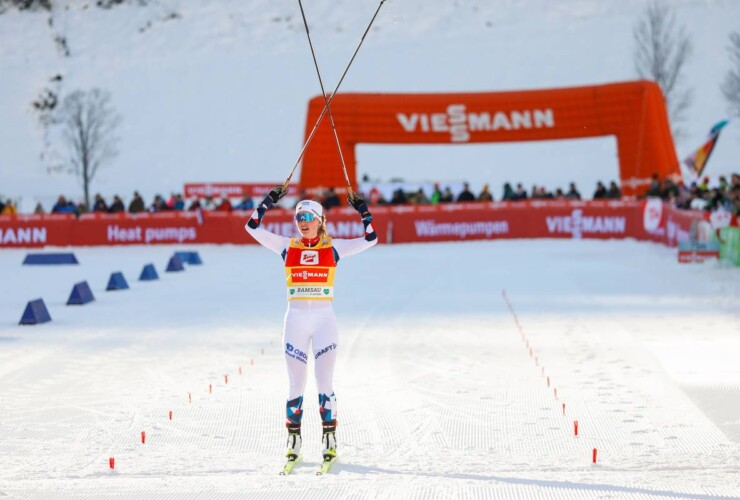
[0,201,714,248]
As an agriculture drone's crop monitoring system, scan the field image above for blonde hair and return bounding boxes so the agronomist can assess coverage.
[317,215,329,240]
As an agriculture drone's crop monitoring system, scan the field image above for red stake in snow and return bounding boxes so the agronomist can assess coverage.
[141,431,146,444]
[593,448,598,463]
[574,420,579,436]
[554,387,558,399]
[168,410,173,421]
[209,384,212,394]
[239,366,242,375]
[188,392,192,403]
[109,457,115,469]
[562,403,566,416]
[224,375,228,385]
[547,376,550,387]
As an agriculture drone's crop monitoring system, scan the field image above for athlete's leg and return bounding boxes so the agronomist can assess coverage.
[283,307,311,430]
[312,306,339,454]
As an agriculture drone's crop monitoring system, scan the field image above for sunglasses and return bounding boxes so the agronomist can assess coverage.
[295,212,317,223]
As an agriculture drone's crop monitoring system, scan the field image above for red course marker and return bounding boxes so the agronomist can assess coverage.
[239,366,242,375]
[109,457,115,469]
[169,410,173,421]
[574,420,579,436]
[188,392,192,403]
[209,384,212,394]
[547,376,550,387]
[224,374,228,384]
[593,448,598,463]
[562,403,566,415]
[141,431,146,444]
[554,387,558,399]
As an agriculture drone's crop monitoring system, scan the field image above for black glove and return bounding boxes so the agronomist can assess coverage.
[347,192,367,211]
[268,185,288,204]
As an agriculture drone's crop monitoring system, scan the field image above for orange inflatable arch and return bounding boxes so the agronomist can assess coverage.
[299,81,679,196]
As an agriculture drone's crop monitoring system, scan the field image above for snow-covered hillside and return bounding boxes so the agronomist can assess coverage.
[1,0,740,211]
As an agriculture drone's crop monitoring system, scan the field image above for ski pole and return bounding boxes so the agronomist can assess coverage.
[282,0,386,190]
[298,0,353,195]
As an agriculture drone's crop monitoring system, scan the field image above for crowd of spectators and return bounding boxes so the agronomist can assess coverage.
[647,173,740,216]
[34,192,255,215]
[357,180,622,206]
[3,175,738,216]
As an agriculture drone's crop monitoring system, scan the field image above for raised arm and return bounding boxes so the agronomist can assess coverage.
[332,193,378,259]
[244,186,291,256]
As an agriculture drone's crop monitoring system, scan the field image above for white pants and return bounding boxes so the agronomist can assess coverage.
[283,301,338,425]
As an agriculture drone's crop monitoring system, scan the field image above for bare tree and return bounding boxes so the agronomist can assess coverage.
[633,1,693,139]
[721,31,740,119]
[59,89,121,210]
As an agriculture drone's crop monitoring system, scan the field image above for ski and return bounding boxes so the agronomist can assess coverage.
[316,453,338,475]
[279,455,302,475]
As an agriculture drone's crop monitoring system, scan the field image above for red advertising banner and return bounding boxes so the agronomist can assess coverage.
[0,201,724,249]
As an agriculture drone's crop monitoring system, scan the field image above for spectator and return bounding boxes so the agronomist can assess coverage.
[216,195,233,212]
[323,188,341,209]
[234,195,254,211]
[502,183,515,201]
[411,188,429,204]
[513,183,527,201]
[166,193,178,210]
[565,182,581,200]
[646,173,661,197]
[52,195,75,213]
[173,193,185,211]
[188,198,202,211]
[440,187,454,203]
[732,173,740,191]
[719,176,728,192]
[93,194,108,212]
[430,183,442,205]
[368,186,383,205]
[660,178,679,200]
[674,181,692,209]
[478,184,493,201]
[109,195,125,213]
[149,194,168,212]
[128,191,145,213]
[0,198,6,213]
[202,195,217,210]
[593,181,607,199]
[390,188,408,205]
[606,181,621,199]
[34,202,45,214]
[457,182,475,202]
[554,188,565,199]
[2,199,17,215]
[538,186,553,199]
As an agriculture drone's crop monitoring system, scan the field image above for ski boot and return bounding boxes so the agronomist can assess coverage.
[317,420,338,475]
[279,424,302,475]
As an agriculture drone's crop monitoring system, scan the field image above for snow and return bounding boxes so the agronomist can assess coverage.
[2,0,740,211]
[0,238,739,498]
